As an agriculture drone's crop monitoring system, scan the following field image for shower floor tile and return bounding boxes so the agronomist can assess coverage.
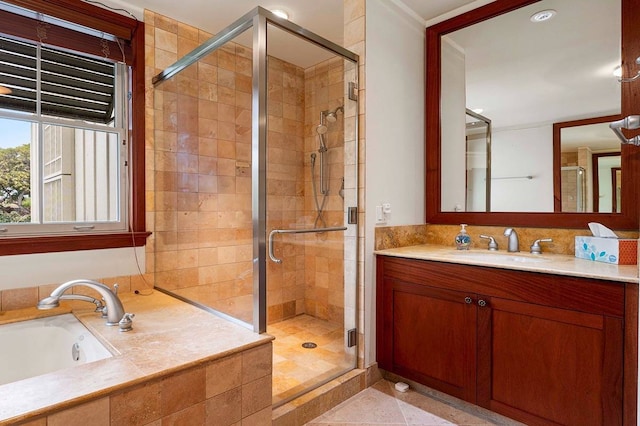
[270,314,354,405]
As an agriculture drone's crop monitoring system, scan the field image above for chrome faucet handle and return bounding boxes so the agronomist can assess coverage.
[530,238,553,254]
[113,283,119,295]
[479,235,499,251]
[118,313,135,332]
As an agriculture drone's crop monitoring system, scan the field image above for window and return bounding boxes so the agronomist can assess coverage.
[1,36,127,234]
[0,0,146,255]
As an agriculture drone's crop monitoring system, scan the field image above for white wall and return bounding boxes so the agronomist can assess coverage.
[0,247,145,289]
[365,0,426,366]
[440,38,467,212]
[491,125,554,212]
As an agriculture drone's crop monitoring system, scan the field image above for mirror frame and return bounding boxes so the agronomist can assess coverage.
[425,0,640,229]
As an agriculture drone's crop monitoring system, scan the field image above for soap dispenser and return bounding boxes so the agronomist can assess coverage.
[455,224,471,250]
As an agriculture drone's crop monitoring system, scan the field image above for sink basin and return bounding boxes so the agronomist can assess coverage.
[451,251,551,264]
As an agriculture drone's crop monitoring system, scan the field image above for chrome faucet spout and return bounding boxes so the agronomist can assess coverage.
[37,279,125,325]
[503,228,519,252]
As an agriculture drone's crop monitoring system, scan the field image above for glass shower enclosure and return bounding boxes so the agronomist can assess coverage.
[151,7,359,406]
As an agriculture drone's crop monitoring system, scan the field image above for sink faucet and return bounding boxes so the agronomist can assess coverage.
[37,279,126,326]
[503,228,519,252]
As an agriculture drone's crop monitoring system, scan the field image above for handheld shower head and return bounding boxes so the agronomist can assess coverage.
[316,124,328,135]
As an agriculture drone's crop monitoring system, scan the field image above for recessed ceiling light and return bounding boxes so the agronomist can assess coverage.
[530,9,557,23]
[271,9,289,20]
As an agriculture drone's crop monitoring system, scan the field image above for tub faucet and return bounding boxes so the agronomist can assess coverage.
[503,228,519,252]
[37,279,126,326]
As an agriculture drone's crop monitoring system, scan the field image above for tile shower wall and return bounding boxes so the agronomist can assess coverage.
[301,57,346,324]
[148,11,347,326]
[265,56,306,324]
[149,11,256,323]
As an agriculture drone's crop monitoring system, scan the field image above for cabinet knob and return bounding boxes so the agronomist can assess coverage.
[478,299,487,307]
[464,297,473,304]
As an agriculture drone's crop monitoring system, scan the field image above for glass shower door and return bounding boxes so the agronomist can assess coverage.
[152,22,258,328]
[265,22,358,405]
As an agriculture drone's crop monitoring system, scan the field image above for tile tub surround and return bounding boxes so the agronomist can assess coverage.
[375,224,639,255]
[0,291,273,425]
[375,244,638,283]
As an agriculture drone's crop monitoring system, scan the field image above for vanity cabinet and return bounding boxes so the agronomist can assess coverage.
[376,255,633,426]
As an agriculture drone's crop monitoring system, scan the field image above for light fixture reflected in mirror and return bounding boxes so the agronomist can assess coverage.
[271,9,289,20]
[613,65,623,77]
[0,85,11,95]
[530,9,557,22]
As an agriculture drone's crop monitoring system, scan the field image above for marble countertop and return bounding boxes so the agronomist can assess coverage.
[0,291,272,425]
[375,244,639,284]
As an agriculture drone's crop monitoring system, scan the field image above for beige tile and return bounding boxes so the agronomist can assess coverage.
[160,402,206,425]
[241,406,272,425]
[242,343,273,384]
[241,374,272,417]
[1,287,38,310]
[47,398,109,426]
[16,418,46,426]
[206,354,242,398]
[160,366,206,416]
[205,387,242,425]
[110,382,162,425]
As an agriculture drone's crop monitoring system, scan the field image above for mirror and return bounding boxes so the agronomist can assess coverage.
[426,0,640,229]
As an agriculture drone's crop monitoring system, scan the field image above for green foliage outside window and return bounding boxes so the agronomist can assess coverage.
[0,144,30,223]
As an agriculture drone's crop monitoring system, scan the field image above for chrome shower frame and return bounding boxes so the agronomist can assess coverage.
[152,7,359,334]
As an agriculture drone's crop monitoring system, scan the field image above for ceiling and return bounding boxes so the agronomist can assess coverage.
[97,0,474,69]
[100,0,622,150]
[97,0,472,46]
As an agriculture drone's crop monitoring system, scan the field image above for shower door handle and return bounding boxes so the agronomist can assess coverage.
[268,229,284,264]
[268,226,348,263]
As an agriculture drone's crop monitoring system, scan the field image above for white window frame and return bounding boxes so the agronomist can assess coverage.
[0,40,129,237]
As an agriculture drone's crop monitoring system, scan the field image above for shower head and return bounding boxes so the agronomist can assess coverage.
[325,106,344,123]
[316,124,328,135]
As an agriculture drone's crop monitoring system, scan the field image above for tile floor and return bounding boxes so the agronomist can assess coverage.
[306,379,524,426]
[269,314,355,405]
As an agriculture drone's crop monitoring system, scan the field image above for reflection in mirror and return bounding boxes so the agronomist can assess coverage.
[557,117,621,213]
[465,109,491,212]
[593,153,622,212]
[439,0,620,213]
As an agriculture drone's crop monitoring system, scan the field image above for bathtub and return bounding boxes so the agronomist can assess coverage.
[0,314,113,385]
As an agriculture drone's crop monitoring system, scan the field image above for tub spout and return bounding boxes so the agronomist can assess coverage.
[37,279,126,326]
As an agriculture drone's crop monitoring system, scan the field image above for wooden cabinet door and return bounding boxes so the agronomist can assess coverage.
[384,278,478,402]
[477,297,624,426]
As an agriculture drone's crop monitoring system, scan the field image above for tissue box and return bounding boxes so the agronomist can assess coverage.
[575,236,637,265]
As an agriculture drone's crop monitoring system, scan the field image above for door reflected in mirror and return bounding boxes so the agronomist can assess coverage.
[465,109,491,212]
